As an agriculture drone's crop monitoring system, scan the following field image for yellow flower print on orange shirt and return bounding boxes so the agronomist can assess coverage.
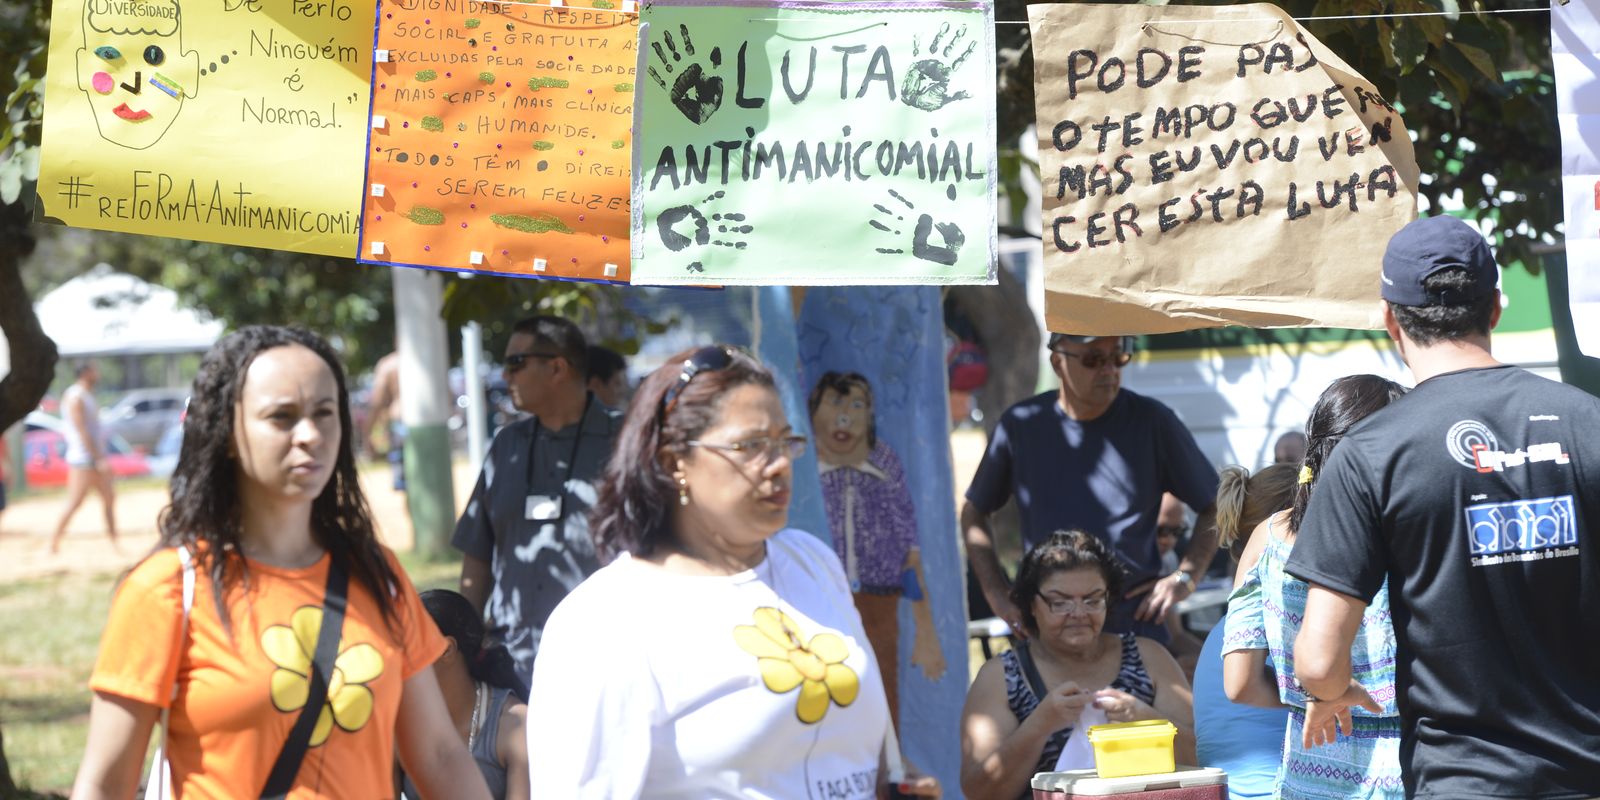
[734,606,859,724]
[262,605,385,747]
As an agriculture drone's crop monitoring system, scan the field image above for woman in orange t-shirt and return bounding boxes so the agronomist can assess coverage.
[69,326,491,800]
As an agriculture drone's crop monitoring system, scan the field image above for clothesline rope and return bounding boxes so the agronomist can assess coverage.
[749,5,1551,24]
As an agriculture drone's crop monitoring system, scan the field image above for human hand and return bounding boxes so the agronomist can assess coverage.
[1301,681,1381,749]
[1092,688,1150,724]
[1132,574,1191,624]
[1037,681,1093,729]
[884,772,941,798]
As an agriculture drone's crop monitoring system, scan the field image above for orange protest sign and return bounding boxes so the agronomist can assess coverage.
[359,0,636,281]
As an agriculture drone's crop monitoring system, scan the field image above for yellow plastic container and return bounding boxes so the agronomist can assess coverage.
[1086,719,1177,779]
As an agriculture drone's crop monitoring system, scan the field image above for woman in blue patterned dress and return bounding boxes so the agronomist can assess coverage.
[960,531,1194,800]
[1222,374,1407,800]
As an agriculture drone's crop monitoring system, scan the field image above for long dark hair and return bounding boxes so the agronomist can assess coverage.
[590,345,776,562]
[1288,374,1407,534]
[1009,530,1125,638]
[420,589,528,702]
[158,326,401,632]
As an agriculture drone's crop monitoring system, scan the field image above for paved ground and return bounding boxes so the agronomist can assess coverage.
[0,460,481,583]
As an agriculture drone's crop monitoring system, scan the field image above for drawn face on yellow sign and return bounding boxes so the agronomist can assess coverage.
[75,0,198,150]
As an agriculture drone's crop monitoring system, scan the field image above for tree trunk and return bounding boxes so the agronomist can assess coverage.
[947,265,1040,437]
[0,203,56,796]
[0,207,58,432]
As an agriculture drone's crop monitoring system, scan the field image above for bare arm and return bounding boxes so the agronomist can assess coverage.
[69,692,160,800]
[1136,502,1219,624]
[397,666,493,800]
[1182,502,1220,581]
[960,500,1022,633]
[1222,649,1284,709]
[1294,585,1367,700]
[459,555,493,616]
[960,657,1087,799]
[498,701,530,800]
[1131,639,1196,765]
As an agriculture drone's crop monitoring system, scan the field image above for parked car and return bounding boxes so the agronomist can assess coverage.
[102,388,189,452]
[23,412,150,488]
[145,420,185,479]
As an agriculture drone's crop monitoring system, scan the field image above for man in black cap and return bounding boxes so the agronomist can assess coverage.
[962,333,1220,642]
[1290,215,1600,798]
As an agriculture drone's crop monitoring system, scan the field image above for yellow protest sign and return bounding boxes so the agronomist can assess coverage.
[38,0,375,256]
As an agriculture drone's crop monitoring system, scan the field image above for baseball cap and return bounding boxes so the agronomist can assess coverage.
[1379,215,1498,307]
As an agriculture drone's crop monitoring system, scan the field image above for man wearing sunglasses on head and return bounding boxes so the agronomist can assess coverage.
[453,316,623,686]
[962,333,1219,645]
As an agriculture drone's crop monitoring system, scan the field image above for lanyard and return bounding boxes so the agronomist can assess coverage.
[525,393,592,503]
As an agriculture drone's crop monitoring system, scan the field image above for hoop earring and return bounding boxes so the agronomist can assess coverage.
[678,475,690,507]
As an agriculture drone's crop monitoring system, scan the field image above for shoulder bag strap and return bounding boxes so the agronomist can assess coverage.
[261,552,350,800]
[146,546,196,800]
[1015,640,1051,702]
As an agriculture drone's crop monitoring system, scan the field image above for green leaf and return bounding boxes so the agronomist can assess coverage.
[1392,19,1429,74]
[1452,41,1500,84]
[1376,19,1398,69]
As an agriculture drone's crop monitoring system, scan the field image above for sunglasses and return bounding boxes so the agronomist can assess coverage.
[1052,349,1132,370]
[658,345,737,423]
[505,351,562,373]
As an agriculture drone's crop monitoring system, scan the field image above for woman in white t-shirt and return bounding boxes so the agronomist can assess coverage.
[526,345,939,800]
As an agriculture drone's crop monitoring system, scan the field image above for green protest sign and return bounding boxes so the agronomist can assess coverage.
[630,0,997,285]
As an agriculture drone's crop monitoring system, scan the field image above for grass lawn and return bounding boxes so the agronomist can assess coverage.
[0,551,462,796]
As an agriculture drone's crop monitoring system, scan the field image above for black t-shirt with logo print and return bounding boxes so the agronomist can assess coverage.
[1286,365,1600,800]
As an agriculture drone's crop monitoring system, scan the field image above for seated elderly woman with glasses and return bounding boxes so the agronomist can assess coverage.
[526,345,939,799]
[959,530,1195,800]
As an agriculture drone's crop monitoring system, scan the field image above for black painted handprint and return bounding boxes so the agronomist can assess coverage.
[657,190,754,274]
[648,25,724,125]
[870,189,965,267]
[901,22,976,112]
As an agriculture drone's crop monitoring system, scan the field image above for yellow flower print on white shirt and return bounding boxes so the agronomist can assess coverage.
[261,605,384,747]
[734,606,859,724]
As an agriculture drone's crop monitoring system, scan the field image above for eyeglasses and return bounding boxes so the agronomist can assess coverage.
[1052,349,1132,370]
[1037,592,1108,615]
[686,435,809,465]
[658,345,736,423]
[1156,525,1189,539]
[505,351,562,373]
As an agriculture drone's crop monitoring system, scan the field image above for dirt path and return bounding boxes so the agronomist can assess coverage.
[0,460,480,583]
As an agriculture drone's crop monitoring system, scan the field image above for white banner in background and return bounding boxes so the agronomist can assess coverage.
[1554,0,1600,357]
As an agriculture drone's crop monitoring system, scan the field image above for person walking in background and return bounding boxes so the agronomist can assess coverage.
[366,351,407,492]
[962,333,1220,642]
[1291,216,1600,798]
[69,326,488,800]
[1223,375,1408,800]
[1193,463,1296,800]
[526,345,939,798]
[585,345,630,410]
[400,590,528,800]
[453,316,621,685]
[49,361,119,554]
[960,530,1195,800]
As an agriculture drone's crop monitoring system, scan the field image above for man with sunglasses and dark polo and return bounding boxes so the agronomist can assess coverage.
[963,333,1220,645]
[453,315,624,685]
